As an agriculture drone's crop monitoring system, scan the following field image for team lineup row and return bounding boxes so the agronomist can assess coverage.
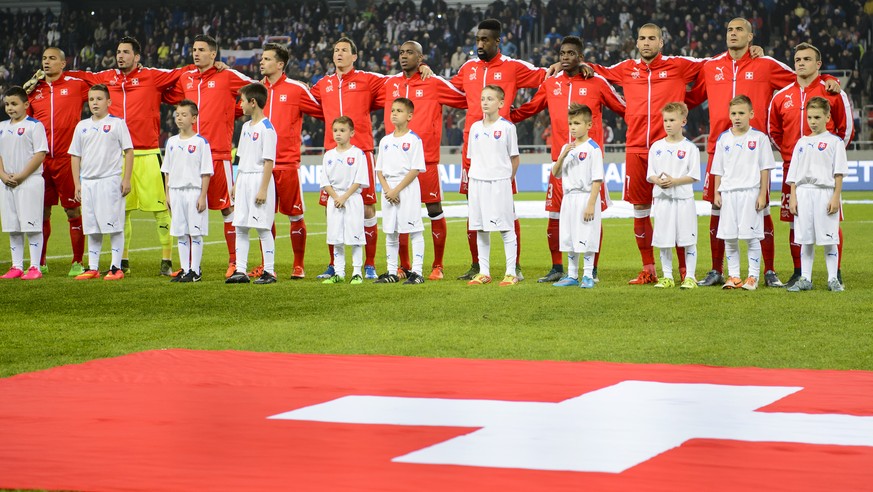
[0,17,853,290]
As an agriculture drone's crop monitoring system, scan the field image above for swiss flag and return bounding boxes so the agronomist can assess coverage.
[1,350,872,491]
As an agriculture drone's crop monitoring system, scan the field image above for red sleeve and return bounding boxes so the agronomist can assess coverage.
[434,77,467,109]
[371,74,385,111]
[590,62,623,86]
[226,69,252,97]
[510,81,547,123]
[767,61,796,91]
[596,76,626,117]
[767,95,784,150]
[679,56,706,83]
[450,67,464,91]
[163,82,184,105]
[685,70,707,110]
[151,66,190,91]
[64,69,102,86]
[513,60,547,89]
[298,85,324,120]
[830,91,854,144]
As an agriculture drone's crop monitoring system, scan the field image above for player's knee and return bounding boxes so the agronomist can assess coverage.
[426,203,443,217]
[364,205,376,219]
[289,214,304,222]
[222,206,234,216]
[63,207,80,219]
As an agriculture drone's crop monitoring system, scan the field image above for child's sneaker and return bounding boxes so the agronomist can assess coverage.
[21,266,43,280]
[1,267,24,279]
[654,277,675,288]
[741,276,758,291]
[428,266,444,280]
[374,272,400,283]
[552,277,579,287]
[67,262,85,277]
[316,264,335,279]
[169,269,184,282]
[179,270,202,283]
[680,277,698,289]
[467,273,491,285]
[403,272,425,285]
[364,266,377,279]
[290,266,305,280]
[580,276,595,289]
[827,278,844,292]
[225,271,250,284]
[499,274,518,286]
[74,269,100,280]
[787,277,813,292]
[104,266,125,281]
[722,276,743,289]
[321,274,344,284]
[350,274,364,285]
[253,271,277,284]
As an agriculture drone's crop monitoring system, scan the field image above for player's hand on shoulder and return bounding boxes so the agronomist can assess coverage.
[418,64,433,80]
[823,78,840,94]
[749,46,764,58]
[214,61,228,72]
[546,61,562,76]
[579,64,594,78]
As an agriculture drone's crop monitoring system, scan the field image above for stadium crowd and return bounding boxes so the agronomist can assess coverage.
[0,0,871,147]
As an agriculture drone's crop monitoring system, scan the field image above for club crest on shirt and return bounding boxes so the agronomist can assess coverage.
[745,72,754,80]
[252,132,259,141]
[659,71,667,78]
[818,142,828,151]
[677,150,686,159]
[578,151,587,160]
[747,141,757,150]
[402,142,411,151]
[103,125,111,133]
[188,145,197,153]
[493,72,502,80]
[346,157,356,166]
[493,131,502,139]
[60,88,68,95]
[207,81,216,88]
[416,89,423,97]
[349,82,357,90]
[279,94,287,102]
[578,87,587,96]
[131,78,140,85]
[17,127,25,136]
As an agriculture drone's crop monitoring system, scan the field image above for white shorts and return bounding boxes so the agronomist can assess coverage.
[82,175,125,235]
[0,175,44,233]
[169,187,209,237]
[793,186,840,245]
[652,197,698,248]
[717,188,763,240]
[326,192,365,246]
[559,191,601,253]
[382,176,424,234]
[468,178,514,232]
[232,172,276,230]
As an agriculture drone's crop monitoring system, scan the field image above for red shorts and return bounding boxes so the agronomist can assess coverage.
[702,152,716,203]
[545,174,563,213]
[273,167,305,216]
[320,151,376,206]
[208,159,233,211]
[43,155,79,208]
[622,152,654,205]
[780,163,793,222]
[419,164,443,203]
[459,138,470,195]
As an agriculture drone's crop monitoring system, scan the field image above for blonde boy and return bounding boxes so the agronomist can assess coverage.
[0,86,48,280]
[786,97,847,292]
[375,98,426,284]
[710,95,778,290]
[466,85,520,286]
[646,102,701,289]
[319,116,369,284]
[69,84,134,281]
[226,83,278,285]
[161,100,213,282]
[550,103,603,289]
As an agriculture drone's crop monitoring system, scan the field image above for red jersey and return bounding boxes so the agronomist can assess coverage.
[311,68,385,152]
[173,67,253,161]
[26,75,90,159]
[382,73,467,165]
[593,53,704,152]
[451,52,546,134]
[67,66,188,150]
[510,71,626,160]
[768,76,854,163]
[262,74,323,170]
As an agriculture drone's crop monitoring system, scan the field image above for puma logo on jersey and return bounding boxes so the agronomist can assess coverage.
[365,231,375,238]
[407,221,416,227]
[490,219,499,225]
[293,204,303,210]
[252,216,259,221]
[27,221,35,226]
[825,233,835,239]
[714,67,725,81]
[429,192,438,197]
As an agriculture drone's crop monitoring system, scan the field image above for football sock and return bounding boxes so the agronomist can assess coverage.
[109,232,124,270]
[40,218,50,266]
[476,231,491,277]
[837,227,843,270]
[235,226,250,273]
[725,238,740,279]
[660,248,674,279]
[800,243,814,280]
[582,252,595,279]
[467,218,478,264]
[684,244,698,281]
[68,215,84,264]
[676,246,686,280]
[351,244,363,276]
[547,218,561,266]
[178,236,191,273]
[762,213,775,272]
[328,244,335,266]
[87,234,102,271]
[190,235,203,274]
[257,228,275,274]
[429,213,446,268]
[514,218,522,267]
[709,211,723,273]
[123,210,132,259]
[633,210,655,267]
[224,213,236,264]
[333,244,346,275]
[364,217,377,268]
[502,229,518,277]
[398,233,410,271]
[747,238,762,279]
[289,216,306,270]
[9,233,24,269]
[567,253,579,279]
[789,226,801,270]
[410,231,425,275]
[26,232,42,269]
[386,232,400,273]
[824,244,838,281]
[154,210,172,260]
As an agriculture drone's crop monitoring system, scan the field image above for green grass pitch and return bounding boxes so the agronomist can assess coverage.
[1,191,871,377]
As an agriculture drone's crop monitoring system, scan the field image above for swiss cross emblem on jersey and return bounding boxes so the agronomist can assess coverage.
[493,130,502,139]
[279,94,287,102]
[346,157,355,166]
[131,78,140,85]
[818,142,828,151]
[659,71,667,78]
[16,127,25,136]
[578,151,587,160]
[745,72,754,80]
[677,150,686,159]
[748,141,757,150]
[252,132,259,141]
[416,89,423,98]
[493,72,502,80]
[102,125,111,133]
[60,88,68,95]
[402,142,411,151]
[188,145,197,153]
[207,81,215,88]
[578,87,587,96]
[349,82,357,90]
